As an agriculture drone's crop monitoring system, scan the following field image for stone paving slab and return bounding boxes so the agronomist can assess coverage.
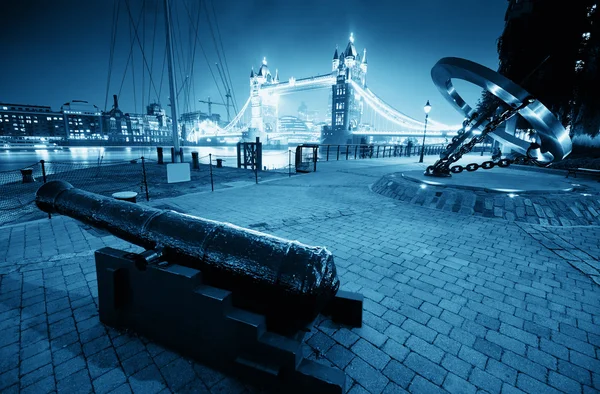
[1,157,599,394]
[372,173,600,227]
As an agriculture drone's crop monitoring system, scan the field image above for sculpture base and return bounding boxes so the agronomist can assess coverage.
[95,247,363,394]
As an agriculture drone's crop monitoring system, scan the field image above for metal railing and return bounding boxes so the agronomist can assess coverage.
[295,143,446,172]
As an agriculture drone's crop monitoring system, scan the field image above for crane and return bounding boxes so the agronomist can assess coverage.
[199,92,232,122]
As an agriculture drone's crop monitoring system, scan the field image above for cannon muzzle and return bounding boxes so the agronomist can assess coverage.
[36,181,340,334]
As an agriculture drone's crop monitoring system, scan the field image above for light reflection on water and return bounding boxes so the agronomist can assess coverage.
[0,146,293,172]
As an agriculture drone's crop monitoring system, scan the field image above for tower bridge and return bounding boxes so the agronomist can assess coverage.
[185,33,461,145]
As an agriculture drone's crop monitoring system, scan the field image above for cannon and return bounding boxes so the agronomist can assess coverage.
[36,181,363,393]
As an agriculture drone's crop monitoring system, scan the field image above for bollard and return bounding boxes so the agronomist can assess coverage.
[179,147,184,163]
[216,159,223,168]
[157,147,164,164]
[191,152,199,170]
[111,191,138,203]
[171,147,175,163]
[20,168,35,183]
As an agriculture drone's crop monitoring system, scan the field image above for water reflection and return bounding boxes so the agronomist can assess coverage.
[0,146,293,172]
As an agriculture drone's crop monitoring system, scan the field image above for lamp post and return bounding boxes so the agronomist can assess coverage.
[418,100,432,163]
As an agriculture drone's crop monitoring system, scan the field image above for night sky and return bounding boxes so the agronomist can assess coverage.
[0,0,508,126]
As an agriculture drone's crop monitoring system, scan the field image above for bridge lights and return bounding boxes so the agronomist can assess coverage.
[419,100,432,163]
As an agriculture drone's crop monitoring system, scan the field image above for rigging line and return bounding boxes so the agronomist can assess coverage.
[147,0,159,105]
[182,0,226,106]
[202,1,229,103]
[118,1,144,100]
[123,0,161,106]
[173,0,187,109]
[104,0,121,112]
[158,48,167,103]
[208,0,238,112]
[187,0,202,113]
[141,0,145,113]
[129,16,137,113]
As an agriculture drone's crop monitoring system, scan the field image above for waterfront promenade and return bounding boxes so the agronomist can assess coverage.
[1,156,599,394]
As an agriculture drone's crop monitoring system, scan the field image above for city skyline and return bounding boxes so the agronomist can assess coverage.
[0,0,508,128]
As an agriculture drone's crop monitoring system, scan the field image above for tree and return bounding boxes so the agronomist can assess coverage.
[476,1,599,137]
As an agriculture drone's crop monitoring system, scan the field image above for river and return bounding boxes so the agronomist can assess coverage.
[0,146,296,172]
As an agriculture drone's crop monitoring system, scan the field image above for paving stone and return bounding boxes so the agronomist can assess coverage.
[516,373,561,394]
[326,344,355,369]
[352,324,388,347]
[441,354,472,380]
[486,330,526,356]
[405,335,445,363]
[0,368,19,391]
[525,347,557,371]
[20,350,52,375]
[345,357,389,394]
[408,375,448,394]
[485,359,517,385]
[92,368,127,394]
[403,352,447,385]
[21,375,56,394]
[193,363,226,389]
[160,358,196,391]
[443,372,477,394]
[458,346,487,370]
[56,369,93,394]
[351,339,391,370]
[548,371,582,394]
[382,360,414,389]
[382,339,409,362]
[501,352,547,383]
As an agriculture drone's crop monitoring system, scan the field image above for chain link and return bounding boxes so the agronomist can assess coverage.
[426,97,539,176]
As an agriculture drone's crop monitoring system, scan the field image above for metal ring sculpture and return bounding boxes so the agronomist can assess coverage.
[431,57,572,162]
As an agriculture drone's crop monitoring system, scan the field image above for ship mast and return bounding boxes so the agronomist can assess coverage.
[163,0,180,161]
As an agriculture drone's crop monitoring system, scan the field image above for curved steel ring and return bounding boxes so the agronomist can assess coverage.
[431,57,572,162]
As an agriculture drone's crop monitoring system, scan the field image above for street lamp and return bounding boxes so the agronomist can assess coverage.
[418,100,432,163]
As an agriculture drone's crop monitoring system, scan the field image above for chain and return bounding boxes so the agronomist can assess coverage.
[426,97,539,176]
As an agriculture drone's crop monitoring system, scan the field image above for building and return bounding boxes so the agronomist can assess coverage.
[101,95,173,145]
[61,100,103,141]
[0,96,176,146]
[249,58,280,140]
[326,33,368,145]
[0,103,65,141]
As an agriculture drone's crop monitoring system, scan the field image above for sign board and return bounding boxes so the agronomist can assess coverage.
[167,163,191,183]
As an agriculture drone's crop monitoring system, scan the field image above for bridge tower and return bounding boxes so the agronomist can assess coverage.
[324,33,367,145]
[248,57,279,142]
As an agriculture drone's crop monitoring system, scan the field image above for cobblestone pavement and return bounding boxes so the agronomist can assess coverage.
[1,157,599,394]
[372,172,600,227]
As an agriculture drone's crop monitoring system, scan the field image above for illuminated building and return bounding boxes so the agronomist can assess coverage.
[325,33,368,145]
[249,57,279,140]
[61,100,103,141]
[102,96,173,145]
[0,103,65,141]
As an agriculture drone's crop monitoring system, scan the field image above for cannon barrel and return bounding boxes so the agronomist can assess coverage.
[36,181,340,334]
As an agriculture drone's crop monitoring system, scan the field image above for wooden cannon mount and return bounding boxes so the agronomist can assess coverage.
[36,181,364,393]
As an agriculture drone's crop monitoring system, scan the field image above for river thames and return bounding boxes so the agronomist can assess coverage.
[0,146,295,172]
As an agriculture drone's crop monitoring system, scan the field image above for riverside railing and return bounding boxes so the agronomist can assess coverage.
[295,143,446,173]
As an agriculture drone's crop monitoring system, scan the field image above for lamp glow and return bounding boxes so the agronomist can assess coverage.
[424,100,432,114]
